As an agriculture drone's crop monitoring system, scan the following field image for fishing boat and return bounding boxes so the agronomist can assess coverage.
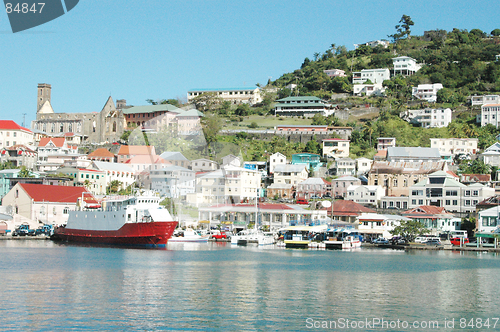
[169,228,209,243]
[51,191,177,247]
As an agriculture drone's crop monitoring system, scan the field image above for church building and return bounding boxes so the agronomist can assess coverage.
[31,83,125,144]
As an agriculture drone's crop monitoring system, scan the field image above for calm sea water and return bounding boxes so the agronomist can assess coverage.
[1,240,500,331]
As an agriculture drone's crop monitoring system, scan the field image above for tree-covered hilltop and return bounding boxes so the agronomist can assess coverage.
[271,25,500,102]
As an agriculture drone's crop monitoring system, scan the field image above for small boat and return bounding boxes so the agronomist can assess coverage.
[231,229,274,246]
[169,228,209,243]
[283,225,327,248]
[323,229,362,250]
[51,191,177,247]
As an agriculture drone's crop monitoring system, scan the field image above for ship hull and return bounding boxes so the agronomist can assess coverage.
[52,221,178,247]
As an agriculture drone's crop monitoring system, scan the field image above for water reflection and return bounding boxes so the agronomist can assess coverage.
[2,242,500,331]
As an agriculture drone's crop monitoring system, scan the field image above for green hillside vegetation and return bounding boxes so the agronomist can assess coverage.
[161,18,500,168]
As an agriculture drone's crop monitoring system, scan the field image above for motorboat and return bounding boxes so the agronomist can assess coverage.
[169,228,209,243]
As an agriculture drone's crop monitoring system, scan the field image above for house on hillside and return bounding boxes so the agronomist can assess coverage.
[392,56,422,76]
[187,87,262,105]
[291,153,322,171]
[322,138,350,158]
[274,96,333,117]
[0,120,34,148]
[401,108,452,128]
[269,152,287,174]
[411,83,443,102]
[331,175,361,199]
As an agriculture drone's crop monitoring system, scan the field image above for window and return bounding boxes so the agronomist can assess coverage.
[393,179,398,187]
[452,200,458,206]
[418,199,423,205]
[465,190,471,196]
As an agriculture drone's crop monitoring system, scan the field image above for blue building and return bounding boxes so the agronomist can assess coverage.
[291,153,323,171]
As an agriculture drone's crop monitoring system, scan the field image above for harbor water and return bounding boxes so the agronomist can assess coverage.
[2,240,500,331]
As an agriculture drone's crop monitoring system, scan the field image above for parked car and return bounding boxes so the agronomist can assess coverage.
[372,238,389,245]
[450,237,469,246]
[295,198,309,205]
[309,195,321,199]
[210,230,230,240]
[424,239,442,246]
[390,236,406,245]
[322,193,332,198]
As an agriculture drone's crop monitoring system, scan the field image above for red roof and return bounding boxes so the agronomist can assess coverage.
[18,183,96,203]
[325,200,376,216]
[39,137,66,147]
[0,120,32,133]
[402,205,452,217]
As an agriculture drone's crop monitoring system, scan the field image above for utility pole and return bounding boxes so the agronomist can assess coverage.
[22,113,26,127]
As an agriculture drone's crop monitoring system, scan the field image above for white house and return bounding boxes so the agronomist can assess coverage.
[0,120,34,149]
[187,87,262,105]
[482,142,500,167]
[346,185,385,207]
[322,138,349,158]
[189,165,261,206]
[377,137,396,151]
[354,40,390,49]
[352,68,390,85]
[481,104,500,128]
[430,138,478,158]
[90,161,136,190]
[323,69,346,77]
[412,83,443,102]
[150,165,196,198]
[477,206,500,233]
[357,213,408,239]
[269,152,287,174]
[355,157,373,176]
[392,56,422,75]
[273,164,309,186]
[330,158,356,176]
[353,84,386,97]
[401,108,452,128]
[471,95,500,106]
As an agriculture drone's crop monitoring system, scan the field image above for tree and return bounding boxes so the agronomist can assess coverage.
[390,219,429,242]
[389,14,414,42]
[18,166,33,178]
[491,29,500,37]
[200,113,224,158]
[305,137,321,155]
[191,92,223,113]
[106,180,122,194]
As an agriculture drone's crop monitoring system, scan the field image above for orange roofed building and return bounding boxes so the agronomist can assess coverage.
[88,148,115,162]
[117,145,156,163]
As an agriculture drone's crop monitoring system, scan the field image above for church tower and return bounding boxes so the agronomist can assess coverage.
[37,83,51,113]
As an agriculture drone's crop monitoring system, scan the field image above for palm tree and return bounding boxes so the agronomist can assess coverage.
[362,122,374,148]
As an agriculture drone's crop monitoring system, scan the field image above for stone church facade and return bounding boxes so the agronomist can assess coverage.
[31,83,125,144]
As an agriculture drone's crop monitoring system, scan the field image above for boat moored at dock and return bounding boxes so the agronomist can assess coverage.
[52,191,177,247]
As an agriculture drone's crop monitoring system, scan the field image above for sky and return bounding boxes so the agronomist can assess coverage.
[0,0,499,128]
